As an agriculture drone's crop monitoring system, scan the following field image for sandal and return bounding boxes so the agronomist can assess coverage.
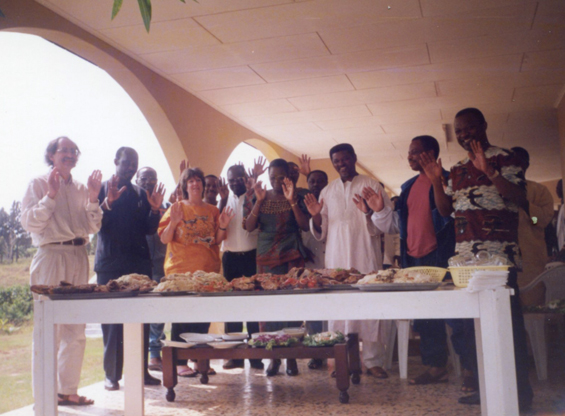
[461,375,478,393]
[409,370,449,385]
[177,367,198,378]
[366,367,388,379]
[57,394,94,406]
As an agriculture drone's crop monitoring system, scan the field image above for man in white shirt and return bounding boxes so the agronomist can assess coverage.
[218,164,262,369]
[305,143,393,378]
[21,136,103,406]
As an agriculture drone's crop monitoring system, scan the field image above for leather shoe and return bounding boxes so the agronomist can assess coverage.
[286,359,299,376]
[104,378,119,391]
[266,359,281,376]
[223,359,244,369]
[144,374,161,386]
[250,359,264,370]
[308,359,323,370]
[458,392,480,405]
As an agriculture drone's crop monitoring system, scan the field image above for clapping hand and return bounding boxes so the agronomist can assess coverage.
[87,170,103,203]
[252,157,267,179]
[219,206,235,229]
[253,181,267,201]
[47,168,61,199]
[107,175,127,206]
[218,177,229,201]
[169,201,183,226]
[147,183,166,211]
[299,154,311,176]
[362,186,384,213]
[179,159,190,175]
[281,178,296,202]
[469,141,490,174]
[304,193,323,217]
[353,193,370,214]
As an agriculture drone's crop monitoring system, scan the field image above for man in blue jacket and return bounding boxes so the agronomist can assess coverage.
[365,135,456,385]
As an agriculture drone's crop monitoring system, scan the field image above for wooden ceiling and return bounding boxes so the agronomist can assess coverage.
[35,0,565,192]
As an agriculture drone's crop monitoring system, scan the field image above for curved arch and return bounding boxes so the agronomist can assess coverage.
[245,138,282,162]
[3,27,186,179]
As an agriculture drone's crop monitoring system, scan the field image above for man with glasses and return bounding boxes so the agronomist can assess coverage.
[218,164,262,369]
[21,136,102,406]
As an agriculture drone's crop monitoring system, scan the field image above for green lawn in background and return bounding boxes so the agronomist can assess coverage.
[0,255,103,414]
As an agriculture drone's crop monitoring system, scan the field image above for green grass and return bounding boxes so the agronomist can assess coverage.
[0,255,103,414]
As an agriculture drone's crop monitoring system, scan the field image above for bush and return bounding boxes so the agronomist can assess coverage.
[0,286,33,334]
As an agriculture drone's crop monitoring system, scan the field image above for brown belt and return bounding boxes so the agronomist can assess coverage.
[49,238,86,246]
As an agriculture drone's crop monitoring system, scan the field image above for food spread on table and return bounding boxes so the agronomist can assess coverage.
[153,271,231,293]
[303,331,345,347]
[31,273,156,295]
[356,269,435,284]
[248,333,300,350]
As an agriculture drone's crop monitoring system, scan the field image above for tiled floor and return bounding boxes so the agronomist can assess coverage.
[5,353,565,416]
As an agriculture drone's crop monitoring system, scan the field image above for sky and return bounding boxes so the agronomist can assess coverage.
[0,32,267,212]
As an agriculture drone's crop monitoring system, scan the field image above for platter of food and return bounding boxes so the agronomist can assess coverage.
[248,333,300,350]
[47,291,139,300]
[352,283,441,292]
[303,331,345,347]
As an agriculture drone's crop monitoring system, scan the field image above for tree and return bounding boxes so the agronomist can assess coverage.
[0,202,32,263]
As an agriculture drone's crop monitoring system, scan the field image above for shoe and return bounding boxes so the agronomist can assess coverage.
[458,392,480,405]
[307,359,323,370]
[250,359,264,369]
[223,359,244,369]
[461,375,479,393]
[58,394,94,406]
[104,378,119,391]
[366,367,388,379]
[266,359,281,376]
[286,359,299,376]
[148,357,162,372]
[409,369,448,385]
[144,374,161,386]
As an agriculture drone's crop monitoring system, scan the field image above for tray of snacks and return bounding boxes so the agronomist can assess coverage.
[248,333,300,350]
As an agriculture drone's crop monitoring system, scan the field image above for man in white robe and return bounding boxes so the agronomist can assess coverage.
[304,143,393,378]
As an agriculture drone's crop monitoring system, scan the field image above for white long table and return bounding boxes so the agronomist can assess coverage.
[33,286,519,416]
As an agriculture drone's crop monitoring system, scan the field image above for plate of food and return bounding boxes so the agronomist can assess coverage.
[303,331,345,347]
[352,283,441,291]
[248,333,299,350]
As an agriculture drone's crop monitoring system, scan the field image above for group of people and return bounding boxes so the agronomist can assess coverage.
[23,106,558,411]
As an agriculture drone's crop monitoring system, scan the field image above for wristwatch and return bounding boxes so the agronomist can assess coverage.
[531,216,538,225]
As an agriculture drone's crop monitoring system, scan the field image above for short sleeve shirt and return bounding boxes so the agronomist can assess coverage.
[445,146,525,269]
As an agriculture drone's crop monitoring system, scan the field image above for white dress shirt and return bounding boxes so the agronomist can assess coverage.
[221,193,258,253]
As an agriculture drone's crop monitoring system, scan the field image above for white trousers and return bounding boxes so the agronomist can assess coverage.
[31,245,89,395]
[328,319,393,368]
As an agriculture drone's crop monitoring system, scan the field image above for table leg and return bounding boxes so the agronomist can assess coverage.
[196,360,210,384]
[334,343,350,403]
[347,333,361,384]
[34,299,58,416]
[124,323,144,416]
[476,289,519,416]
[162,347,177,402]
[396,320,410,379]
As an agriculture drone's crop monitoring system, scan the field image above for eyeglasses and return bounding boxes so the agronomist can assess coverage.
[56,147,80,156]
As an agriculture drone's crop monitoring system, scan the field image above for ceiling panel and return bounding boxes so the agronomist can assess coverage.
[35,0,565,188]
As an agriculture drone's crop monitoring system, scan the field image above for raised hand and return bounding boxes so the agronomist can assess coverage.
[47,168,61,199]
[218,177,229,201]
[107,174,127,206]
[419,151,443,183]
[299,154,311,176]
[87,170,103,203]
[179,159,190,175]
[281,177,296,202]
[353,193,369,214]
[169,201,183,226]
[147,182,166,211]
[362,186,384,213]
[252,156,267,179]
[304,193,323,217]
[253,181,267,201]
[219,206,235,229]
[469,140,491,174]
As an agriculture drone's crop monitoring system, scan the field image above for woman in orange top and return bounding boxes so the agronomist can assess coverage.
[159,167,234,377]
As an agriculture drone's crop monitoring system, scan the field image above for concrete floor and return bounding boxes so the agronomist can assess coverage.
[4,352,565,416]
